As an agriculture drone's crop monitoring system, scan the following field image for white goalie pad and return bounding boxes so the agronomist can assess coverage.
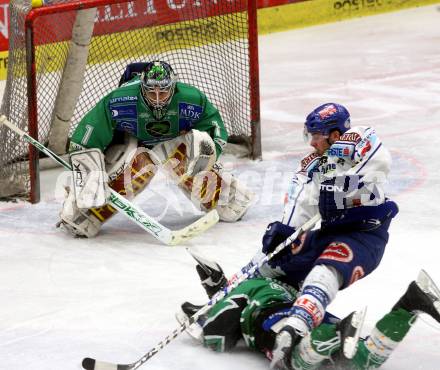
[186,129,216,177]
[147,129,216,176]
[215,170,254,222]
[69,148,109,209]
[104,135,139,181]
[59,136,143,238]
[58,187,102,238]
[146,131,253,222]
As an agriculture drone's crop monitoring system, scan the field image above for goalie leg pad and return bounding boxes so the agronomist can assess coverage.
[59,141,156,237]
[181,167,254,222]
[171,162,253,222]
[147,129,216,177]
[147,133,254,222]
[58,187,103,238]
[214,169,254,222]
[87,148,156,224]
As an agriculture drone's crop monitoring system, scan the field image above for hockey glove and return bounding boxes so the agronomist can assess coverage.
[262,221,296,255]
[196,261,227,299]
[186,130,216,178]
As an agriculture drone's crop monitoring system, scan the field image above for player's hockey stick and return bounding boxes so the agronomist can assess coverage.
[0,115,219,246]
[81,214,321,370]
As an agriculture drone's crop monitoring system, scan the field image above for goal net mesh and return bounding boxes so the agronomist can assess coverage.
[0,0,258,201]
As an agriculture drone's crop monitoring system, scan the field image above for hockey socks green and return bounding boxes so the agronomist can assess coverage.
[290,323,340,370]
[352,308,414,369]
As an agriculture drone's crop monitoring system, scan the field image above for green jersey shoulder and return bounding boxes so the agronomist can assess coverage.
[70,78,228,158]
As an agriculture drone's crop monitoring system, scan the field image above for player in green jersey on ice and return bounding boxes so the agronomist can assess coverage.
[178,270,440,370]
[58,61,253,237]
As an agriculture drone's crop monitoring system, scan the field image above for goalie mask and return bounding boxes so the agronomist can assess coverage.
[140,61,177,119]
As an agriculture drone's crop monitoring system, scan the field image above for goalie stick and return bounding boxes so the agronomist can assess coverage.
[81,214,321,370]
[0,115,219,246]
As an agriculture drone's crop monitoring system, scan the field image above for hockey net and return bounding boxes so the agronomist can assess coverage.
[0,0,260,202]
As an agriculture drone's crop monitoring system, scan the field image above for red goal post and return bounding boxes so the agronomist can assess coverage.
[0,0,260,203]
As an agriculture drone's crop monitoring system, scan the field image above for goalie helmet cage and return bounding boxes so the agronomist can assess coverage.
[0,0,261,203]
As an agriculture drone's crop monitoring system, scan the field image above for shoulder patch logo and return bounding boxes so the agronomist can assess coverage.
[179,103,203,120]
[301,152,320,171]
[340,132,362,144]
[178,102,203,131]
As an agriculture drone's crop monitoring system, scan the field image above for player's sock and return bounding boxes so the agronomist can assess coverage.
[352,308,413,370]
[289,323,339,370]
[351,270,440,370]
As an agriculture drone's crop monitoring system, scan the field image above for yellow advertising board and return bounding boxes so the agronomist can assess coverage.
[258,0,440,35]
[0,0,438,80]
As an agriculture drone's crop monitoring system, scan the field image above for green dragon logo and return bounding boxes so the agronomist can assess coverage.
[147,64,166,81]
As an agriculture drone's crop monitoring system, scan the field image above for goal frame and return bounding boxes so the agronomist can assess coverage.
[23,0,260,203]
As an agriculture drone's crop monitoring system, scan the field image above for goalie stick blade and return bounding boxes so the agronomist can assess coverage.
[167,210,219,246]
[82,357,132,370]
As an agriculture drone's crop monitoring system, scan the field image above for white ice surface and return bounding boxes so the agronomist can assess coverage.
[1,4,440,369]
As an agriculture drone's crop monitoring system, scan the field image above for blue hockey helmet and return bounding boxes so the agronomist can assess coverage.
[304,103,351,139]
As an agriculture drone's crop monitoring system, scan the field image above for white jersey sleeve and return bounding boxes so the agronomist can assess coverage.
[326,126,391,207]
[282,126,391,230]
[282,152,320,229]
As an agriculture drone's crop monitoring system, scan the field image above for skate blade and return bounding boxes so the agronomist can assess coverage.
[417,269,440,315]
[175,309,203,343]
[343,306,367,359]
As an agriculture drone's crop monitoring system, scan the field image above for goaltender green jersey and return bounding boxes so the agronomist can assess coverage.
[70,78,228,158]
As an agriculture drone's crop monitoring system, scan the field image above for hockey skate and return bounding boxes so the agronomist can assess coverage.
[175,301,206,342]
[393,269,440,323]
[270,326,300,370]
[336,307,367,359]
[187,249,227,298]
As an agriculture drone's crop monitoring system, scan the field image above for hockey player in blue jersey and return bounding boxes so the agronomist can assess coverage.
[188,103,399,369]
[257,103,399,368]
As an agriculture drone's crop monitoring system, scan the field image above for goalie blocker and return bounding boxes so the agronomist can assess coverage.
[59,130,254,238]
